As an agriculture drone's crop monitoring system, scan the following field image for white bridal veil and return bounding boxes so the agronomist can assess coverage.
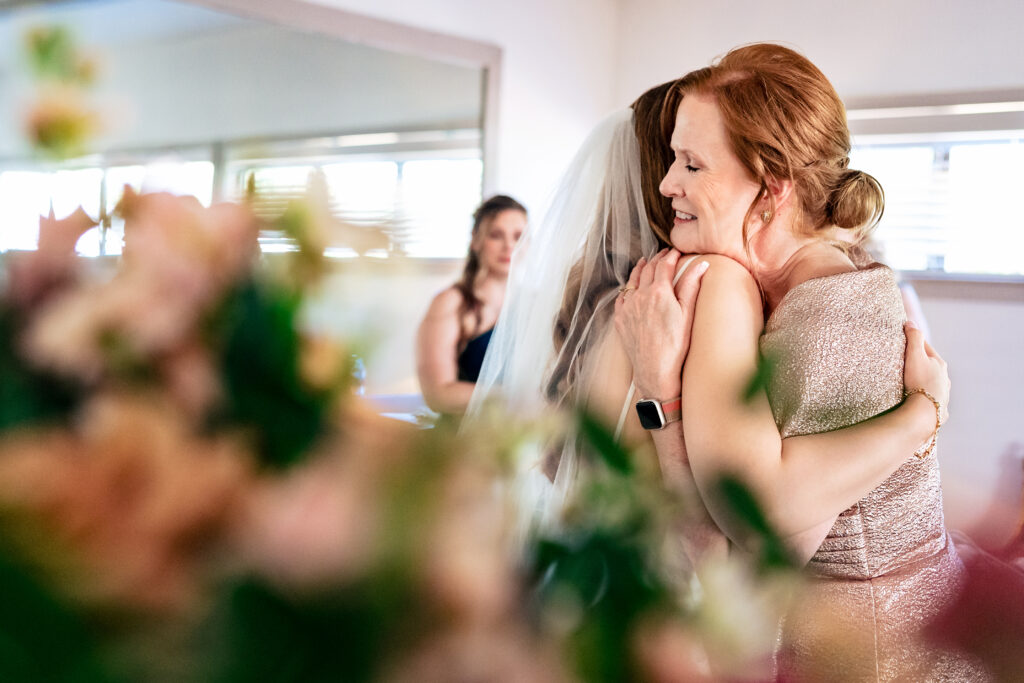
[467,108,661,542]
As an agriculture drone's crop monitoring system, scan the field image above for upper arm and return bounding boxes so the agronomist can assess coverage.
[416,289,463,391]
[680,256,781,489]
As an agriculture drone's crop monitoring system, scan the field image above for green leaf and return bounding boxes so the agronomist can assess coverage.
[214,279,330,469]
[0,544,116,683]
[530,531,669,683]
[576,409,633,475]
[712,474,796,572]
[0,306,81,432]
[199,574,418,683]
[25,26,76,81]
[742,349,777,404]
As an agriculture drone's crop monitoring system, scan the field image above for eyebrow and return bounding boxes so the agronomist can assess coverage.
[672,145,701,160]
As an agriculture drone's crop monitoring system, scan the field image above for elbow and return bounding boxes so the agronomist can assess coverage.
[420,384,450,414]
[420,381,468,415]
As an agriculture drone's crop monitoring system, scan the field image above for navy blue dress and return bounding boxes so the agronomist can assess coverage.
[456,327,494,383]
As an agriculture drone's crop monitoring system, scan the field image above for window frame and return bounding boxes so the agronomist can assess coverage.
[846,89,1024,288]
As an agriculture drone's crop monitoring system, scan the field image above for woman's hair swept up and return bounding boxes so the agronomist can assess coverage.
[670,43,884,245]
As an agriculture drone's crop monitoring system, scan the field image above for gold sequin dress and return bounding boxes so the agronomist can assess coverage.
[760,264,988,682]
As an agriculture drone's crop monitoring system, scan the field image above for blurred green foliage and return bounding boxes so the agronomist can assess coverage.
[713,475,796,573]
[529,412,673,683]
[743,350,777,405]
[0,306,81,431]
[24,25,94,85]
[0,542,116,683]
[214,278,334,470]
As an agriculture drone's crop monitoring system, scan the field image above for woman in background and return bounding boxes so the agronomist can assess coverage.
[416,195,526,415]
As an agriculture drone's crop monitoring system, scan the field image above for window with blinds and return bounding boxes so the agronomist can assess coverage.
[848,95,1024,277]
[224,128,483,259]
[0,157,213,256]
[0,127,483,260]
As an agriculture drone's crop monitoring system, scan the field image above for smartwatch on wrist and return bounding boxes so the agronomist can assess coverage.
[635,396,682,430]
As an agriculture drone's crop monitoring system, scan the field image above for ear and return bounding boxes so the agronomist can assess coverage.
[764,176,795,211]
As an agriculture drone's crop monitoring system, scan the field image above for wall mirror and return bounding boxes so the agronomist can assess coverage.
[0,0,500,260]
[0,0,502,395]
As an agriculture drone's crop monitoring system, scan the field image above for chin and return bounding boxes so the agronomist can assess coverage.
[669,235,697,255]
[669,226,697,254]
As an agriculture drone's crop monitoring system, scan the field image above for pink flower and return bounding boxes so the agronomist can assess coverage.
[22,190,260,386]
[6,207,96,309]
[234,454,378,588]
[0,392,252,612]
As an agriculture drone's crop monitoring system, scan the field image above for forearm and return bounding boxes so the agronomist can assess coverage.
[651,424,728,568]
[421,380,477,415]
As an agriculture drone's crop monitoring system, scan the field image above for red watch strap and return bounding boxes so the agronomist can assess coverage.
[661,398,681,412]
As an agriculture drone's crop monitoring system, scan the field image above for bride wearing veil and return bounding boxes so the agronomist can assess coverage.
[466,81,719,549]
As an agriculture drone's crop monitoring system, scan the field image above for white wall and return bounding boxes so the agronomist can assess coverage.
[306,0,621,216]
[915,286,1024,547]
[612,0,1024,103]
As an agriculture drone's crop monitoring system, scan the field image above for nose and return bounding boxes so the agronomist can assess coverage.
[660,162,684,198]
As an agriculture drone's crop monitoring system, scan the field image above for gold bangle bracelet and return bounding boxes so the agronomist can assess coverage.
[905,388,942,459]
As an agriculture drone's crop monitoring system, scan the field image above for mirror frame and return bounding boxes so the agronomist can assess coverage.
[178,0,502,195]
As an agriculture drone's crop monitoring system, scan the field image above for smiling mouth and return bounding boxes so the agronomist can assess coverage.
[675,210,696,222]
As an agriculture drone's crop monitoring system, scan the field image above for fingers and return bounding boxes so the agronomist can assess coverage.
[904,321,926,356]
[922,339,946,367]
[651,250,680,292]
[639,249,667,288]
[676,260,709,309]
[626,256,645,291]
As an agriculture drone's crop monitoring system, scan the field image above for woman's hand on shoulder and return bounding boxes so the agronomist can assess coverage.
[613,249,709,400]
[902,321,950,423]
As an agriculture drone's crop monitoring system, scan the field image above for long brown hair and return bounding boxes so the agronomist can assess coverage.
[546,83,678,402]
[455,194,526,346]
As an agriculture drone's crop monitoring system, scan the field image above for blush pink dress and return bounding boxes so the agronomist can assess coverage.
[760,264,989,681]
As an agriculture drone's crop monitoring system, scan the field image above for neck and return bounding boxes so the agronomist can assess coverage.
[745,220,822,311]
[473,268,507,299]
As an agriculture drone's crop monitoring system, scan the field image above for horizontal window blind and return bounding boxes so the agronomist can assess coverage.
[849,94,1024,277]
[0,128,482,260]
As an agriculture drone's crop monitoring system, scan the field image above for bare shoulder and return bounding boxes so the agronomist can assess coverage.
[683,254,759,300]
[688,255,763,345]
[425,286,464,318]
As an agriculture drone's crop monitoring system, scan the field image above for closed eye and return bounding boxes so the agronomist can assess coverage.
[685,165,700,173]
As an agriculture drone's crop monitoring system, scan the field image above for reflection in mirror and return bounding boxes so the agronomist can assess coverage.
[0,0,486,259]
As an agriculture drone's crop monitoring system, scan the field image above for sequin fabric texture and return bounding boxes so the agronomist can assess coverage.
[760,265,989,682]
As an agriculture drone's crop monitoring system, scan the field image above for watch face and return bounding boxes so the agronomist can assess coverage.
[635,399,665,430]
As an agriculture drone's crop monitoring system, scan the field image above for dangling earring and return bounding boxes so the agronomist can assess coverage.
[760,209,772,223]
